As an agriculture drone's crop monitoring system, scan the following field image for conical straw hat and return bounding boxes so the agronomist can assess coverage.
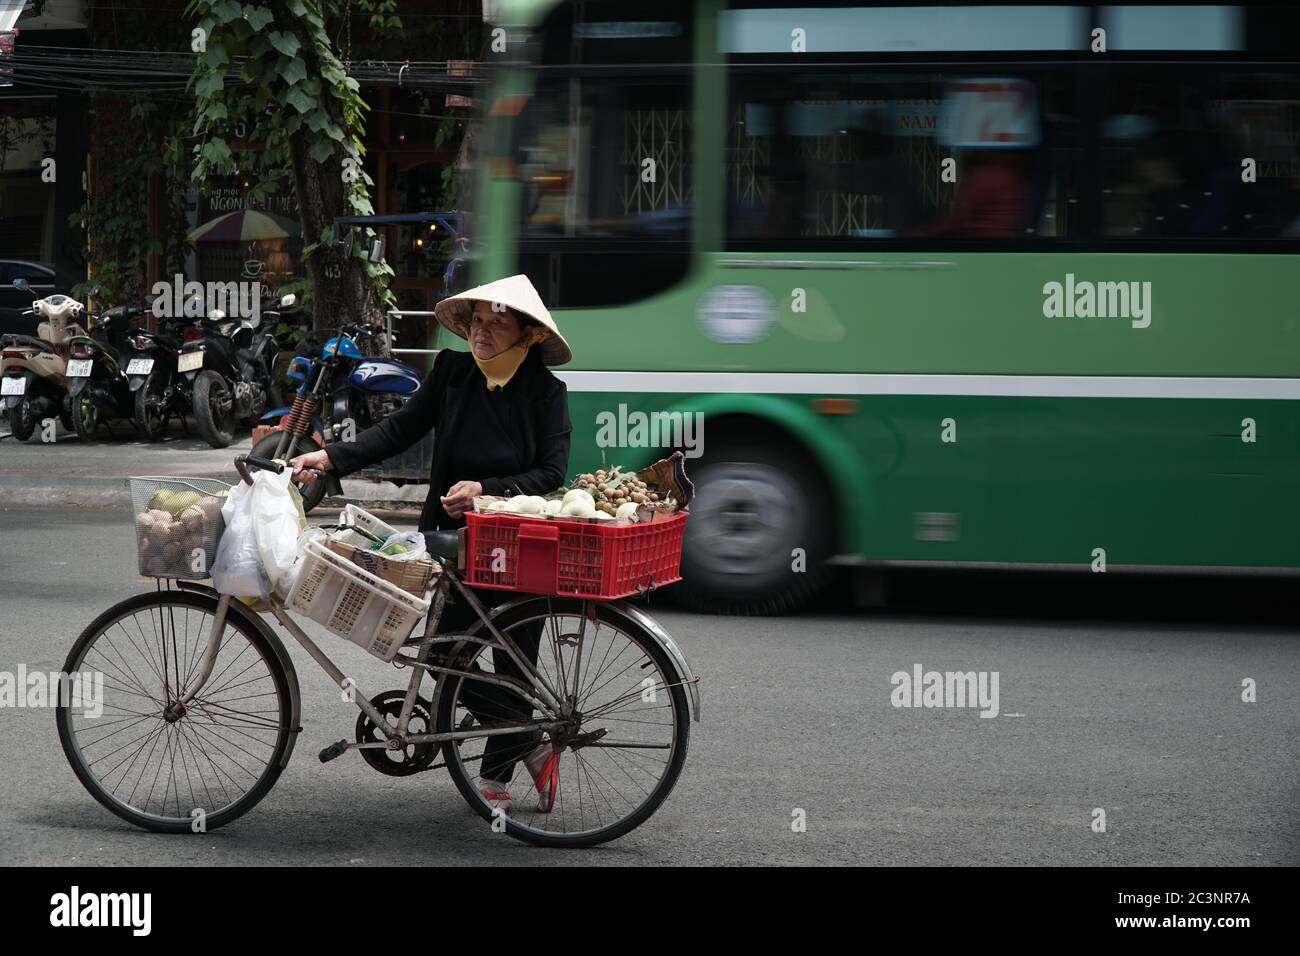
[434,274,571,365]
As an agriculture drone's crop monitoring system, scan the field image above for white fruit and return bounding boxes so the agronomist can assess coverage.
[615,501,639,520]
[561,488,594,508]
[560,499,595,518]
[592,510,614,520]
[527,496,548,512]
[542,499,563,515]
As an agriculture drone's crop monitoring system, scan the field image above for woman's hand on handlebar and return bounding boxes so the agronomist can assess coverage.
[289,449,333,484]
[440,480,482,519]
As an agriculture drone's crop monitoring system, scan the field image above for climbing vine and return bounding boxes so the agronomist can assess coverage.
[186,0,393,329]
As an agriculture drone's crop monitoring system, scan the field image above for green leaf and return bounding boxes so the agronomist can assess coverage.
[196,72,226,98]
[301,77,321,97]
[212,0,242,22]
[305,108,330,133]
[324,123,344,142]
[201,139,233,166]
[200,42,231,70]
[268,31,301,57]
[279,55,307,86]
[243,5,274,32]
[201,101,229,123]
[309,138,334,163]
[283,112,303,135]
[285,86,316,113]
[287,0,307,15]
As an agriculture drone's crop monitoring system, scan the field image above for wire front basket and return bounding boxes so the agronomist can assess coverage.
[128,476,233,580]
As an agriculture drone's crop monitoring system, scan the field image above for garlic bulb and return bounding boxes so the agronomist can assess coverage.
[561,488,594,508]
[559,498,595,518]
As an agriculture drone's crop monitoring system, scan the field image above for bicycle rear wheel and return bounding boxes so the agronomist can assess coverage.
[56,590,294,833]
[436,597,691,848]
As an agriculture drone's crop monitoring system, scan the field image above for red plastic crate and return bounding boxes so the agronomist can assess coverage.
[465,511,688,599]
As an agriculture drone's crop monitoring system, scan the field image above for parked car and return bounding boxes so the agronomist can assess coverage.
[0,261,81,337]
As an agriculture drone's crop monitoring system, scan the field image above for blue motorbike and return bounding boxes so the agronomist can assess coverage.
[250,321,423,512]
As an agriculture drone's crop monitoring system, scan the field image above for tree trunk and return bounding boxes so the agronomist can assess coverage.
[286,135,383,333]
[278,12,384,334]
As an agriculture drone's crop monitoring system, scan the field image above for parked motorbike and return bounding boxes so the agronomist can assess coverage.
[121,312,199,441]
[64,302,148,441]
[179,292,292,448]
[0,280,88,441]
[250,321,420,512]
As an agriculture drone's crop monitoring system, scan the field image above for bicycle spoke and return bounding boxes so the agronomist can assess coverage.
[62,598,288,828]
[445,605,684,844]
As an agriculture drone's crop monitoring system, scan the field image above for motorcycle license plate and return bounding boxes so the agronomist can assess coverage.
[66,360,93,377]
[177,351,203,372]
[1,377,24,396]
[125,358,154,376]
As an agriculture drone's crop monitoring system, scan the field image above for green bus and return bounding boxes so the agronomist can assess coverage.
[451,0,1300,613]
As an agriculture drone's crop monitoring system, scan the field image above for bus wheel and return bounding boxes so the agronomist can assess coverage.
[674,440,834,615]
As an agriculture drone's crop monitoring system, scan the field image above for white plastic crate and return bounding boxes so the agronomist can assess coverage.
[333,503,399,550]
[286,539,431,661]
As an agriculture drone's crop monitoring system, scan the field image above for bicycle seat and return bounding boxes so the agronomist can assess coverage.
[422,529,460,562]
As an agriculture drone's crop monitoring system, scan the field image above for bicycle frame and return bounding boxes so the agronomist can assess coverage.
[169,558,570,751]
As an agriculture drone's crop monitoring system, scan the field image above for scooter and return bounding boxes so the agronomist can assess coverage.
[0,280,88,441]
[121,312,199,441]
[178,293,292,449]
[250,321,420,512]
[64,303,147,441]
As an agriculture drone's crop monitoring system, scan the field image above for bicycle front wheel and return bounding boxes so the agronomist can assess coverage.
[56,590,294,833]
[436,597,691,848]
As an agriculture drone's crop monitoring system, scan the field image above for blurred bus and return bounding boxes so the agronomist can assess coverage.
[456,0,1300,613]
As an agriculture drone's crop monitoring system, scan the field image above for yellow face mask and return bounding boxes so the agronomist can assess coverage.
[472,325,550,390]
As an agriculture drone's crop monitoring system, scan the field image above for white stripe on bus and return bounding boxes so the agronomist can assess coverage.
[553,371,1300,401]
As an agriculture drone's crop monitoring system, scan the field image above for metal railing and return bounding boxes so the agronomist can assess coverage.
[385,309,440,356]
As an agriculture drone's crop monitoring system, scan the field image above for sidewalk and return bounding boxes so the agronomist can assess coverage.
[0,421,425,510]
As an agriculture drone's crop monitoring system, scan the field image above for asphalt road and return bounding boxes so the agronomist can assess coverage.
[1,503,1297,866]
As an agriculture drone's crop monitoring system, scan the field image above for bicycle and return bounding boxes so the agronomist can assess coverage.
[56,455,700,848]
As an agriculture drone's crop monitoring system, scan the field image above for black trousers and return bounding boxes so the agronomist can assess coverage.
[433,586,544,784]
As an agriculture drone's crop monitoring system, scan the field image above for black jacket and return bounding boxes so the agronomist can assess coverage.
[323,348,572,530]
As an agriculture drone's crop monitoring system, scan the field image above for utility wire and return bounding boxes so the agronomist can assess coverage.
[0,45,488,95]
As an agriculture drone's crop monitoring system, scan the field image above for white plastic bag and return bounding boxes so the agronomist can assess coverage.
[248,468,307,596]
[375,531,428,561]
[210,479,268,598]
[210,469,307,598]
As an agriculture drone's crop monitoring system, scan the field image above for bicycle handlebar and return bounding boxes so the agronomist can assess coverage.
[234,454,285,485]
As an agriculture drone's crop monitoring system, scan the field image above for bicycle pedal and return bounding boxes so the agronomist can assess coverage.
[318,739,350,763]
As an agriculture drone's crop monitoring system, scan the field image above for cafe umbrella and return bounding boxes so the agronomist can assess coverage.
[186,209,301,244]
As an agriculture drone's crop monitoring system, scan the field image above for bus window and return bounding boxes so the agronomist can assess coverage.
[1099,72,1300,241]
[515,0,695,308]
[725,70,1081,245]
